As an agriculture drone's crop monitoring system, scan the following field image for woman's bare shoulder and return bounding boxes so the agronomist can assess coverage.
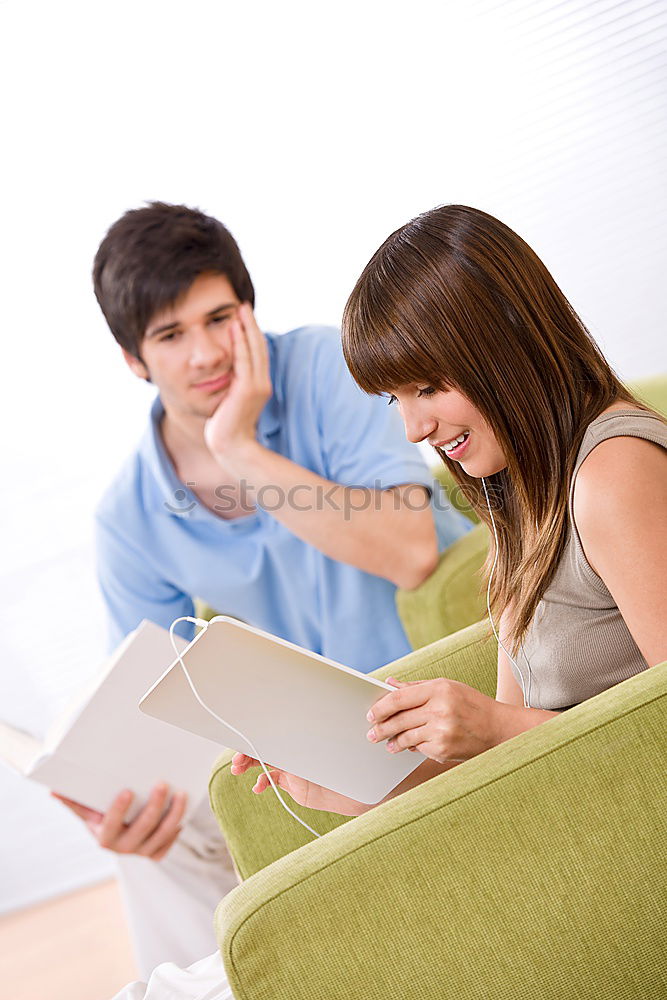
[573,430,667,574]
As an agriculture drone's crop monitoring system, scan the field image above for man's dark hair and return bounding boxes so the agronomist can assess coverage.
[93,202,255,358]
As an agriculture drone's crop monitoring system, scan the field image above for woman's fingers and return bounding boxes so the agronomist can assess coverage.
[368,682,430,725]
[368,705,432,743]
[386,726,430,753]
[231,753,260,774]
[252,769,283,794]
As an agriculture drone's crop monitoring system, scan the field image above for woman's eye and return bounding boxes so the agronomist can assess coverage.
[417,386,436,398]
[210,314,231,326]
[159,331,179,343]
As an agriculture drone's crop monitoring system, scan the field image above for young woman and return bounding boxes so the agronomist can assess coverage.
[113,206,667,998]
[239,203,667,811]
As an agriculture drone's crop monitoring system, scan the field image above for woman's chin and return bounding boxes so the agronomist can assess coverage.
[459,455,507,479]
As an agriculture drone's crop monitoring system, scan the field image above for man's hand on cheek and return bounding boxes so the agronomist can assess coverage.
[204,303,272,466]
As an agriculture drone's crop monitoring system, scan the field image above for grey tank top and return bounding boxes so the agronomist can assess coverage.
[513,409,667,710]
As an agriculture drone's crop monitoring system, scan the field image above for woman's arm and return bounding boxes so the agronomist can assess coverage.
[573,434,667,669]
[231,752,455,817]
[367,675,559,764]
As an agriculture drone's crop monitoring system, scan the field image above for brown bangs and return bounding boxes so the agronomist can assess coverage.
[342,231,456,397]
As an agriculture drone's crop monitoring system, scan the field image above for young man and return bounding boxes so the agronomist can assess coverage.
[59,202,471,976]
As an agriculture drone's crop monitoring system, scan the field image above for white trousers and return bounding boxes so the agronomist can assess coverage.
[115,795,239,979]
[112,950,233,1000]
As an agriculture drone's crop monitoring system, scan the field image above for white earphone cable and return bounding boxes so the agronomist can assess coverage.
[480,478,532,708]
[169,617,321,838]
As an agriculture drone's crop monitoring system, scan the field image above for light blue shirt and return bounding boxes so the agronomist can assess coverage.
[95,326,471,672]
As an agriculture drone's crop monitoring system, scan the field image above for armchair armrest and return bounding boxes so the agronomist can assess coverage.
[215,661,667,1000]
[209,620,497,881]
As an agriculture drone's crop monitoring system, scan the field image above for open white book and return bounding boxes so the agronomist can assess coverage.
[0,620,224,821]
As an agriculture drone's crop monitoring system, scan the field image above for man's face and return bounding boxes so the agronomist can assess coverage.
[123,272,241,421]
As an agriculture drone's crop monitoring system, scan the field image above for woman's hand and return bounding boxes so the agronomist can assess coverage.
[366,677,502,764]
[230,753,370,816]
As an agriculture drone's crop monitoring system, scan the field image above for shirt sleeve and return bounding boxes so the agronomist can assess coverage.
[308,328,433,490]
[95,513,195,652]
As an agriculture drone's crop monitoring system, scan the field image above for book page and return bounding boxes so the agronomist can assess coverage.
[0,721,43,774]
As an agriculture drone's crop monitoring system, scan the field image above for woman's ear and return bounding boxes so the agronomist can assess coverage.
[121,347,150,381]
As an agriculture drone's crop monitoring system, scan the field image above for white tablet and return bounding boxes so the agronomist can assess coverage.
[139,616,425,805]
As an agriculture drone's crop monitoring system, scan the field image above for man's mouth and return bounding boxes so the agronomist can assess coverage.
[192,372,232,392]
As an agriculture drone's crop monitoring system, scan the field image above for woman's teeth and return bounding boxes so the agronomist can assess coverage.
[443,431,469,453]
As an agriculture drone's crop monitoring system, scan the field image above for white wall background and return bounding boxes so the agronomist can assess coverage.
[0,0,665,914]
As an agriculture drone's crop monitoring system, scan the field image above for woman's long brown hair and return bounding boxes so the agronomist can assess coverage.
[342,205,655,651]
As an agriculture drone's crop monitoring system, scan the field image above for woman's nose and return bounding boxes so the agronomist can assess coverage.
[402,408,437,445]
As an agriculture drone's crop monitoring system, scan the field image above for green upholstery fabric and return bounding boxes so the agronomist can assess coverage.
[397,522,489,649]
[632,373,667,416]
[433,464,480,523]
[212,655,667,999]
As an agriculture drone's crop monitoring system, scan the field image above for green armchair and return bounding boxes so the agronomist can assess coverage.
[209,621,667,999]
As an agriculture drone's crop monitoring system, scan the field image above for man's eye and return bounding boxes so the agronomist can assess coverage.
[159,331,179,343]
[210,314,231,326]
[417,386,436,398]
[386,394,398,406]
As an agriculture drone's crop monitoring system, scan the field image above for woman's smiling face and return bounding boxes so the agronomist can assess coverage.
[387,384,508,478]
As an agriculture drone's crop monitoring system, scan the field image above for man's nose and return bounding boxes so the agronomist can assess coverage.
[189,327,229,367]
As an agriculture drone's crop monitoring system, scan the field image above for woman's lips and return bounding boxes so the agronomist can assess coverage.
[445,433,470,459]
[193,372,232,393]
[435,431,471,459]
